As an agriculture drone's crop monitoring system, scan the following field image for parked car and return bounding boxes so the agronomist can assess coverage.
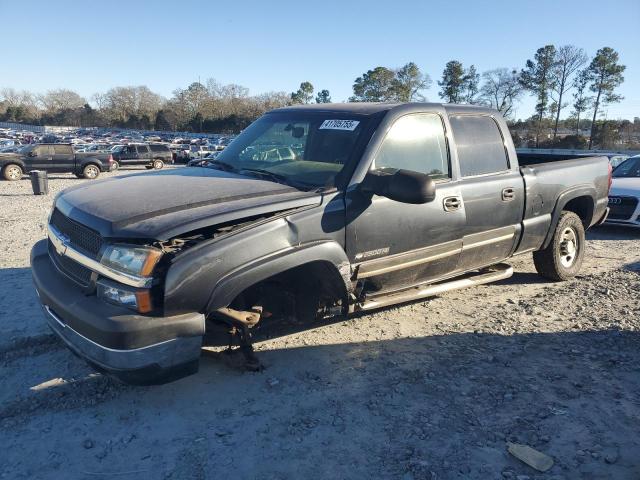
[608,154,630,169]
[606,155,640,226]
[31,103,610,384]
[111,143,172,170]
[188,144,216,159]
[0,143,114,180]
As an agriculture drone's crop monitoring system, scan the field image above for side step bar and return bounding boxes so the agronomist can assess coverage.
[355,263,513,312]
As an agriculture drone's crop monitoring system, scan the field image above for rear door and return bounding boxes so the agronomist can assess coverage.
[136,145,150,164]
[449,114,525,271]
[51,144,75,172]
[346,112,465,294]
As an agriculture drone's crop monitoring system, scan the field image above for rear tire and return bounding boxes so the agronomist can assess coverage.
[3,164,23,181]
[152,159,164,169]
[82,164,100,180]
[533,211,585,281]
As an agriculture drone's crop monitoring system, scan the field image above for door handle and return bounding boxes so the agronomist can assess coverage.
[443,196,462,212]
[502,187,515,201]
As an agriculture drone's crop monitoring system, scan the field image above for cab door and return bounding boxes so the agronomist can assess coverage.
[345,112,465,295]
[28,145,54,171]
[51,144,75,172]
[448,114,525,271]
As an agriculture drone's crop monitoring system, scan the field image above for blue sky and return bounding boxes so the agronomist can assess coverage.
[1,0,638,119]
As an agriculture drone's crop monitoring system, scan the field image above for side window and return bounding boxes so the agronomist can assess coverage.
[449,115,509,177]
[36,146,51,157]
[136,145,149,154]
[374,113,449,179]
[53,145,73,155]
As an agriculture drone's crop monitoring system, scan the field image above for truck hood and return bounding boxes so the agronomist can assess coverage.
[610,177,640,197]
[55,168,322,240]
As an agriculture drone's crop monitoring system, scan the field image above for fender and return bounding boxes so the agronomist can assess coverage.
[541,185,596,249]
[0,157,26,170]
[78,156,105,171]
[206,240,351,311]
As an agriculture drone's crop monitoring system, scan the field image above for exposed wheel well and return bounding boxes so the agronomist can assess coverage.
[562,195,594,227]
[230,261,348,321]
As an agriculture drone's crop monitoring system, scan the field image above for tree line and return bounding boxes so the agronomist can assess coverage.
[0,45,632,148]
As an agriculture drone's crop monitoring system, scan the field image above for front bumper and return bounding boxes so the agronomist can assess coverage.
[31,239,205,385]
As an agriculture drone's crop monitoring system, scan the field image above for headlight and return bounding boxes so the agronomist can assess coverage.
[100,244,162,277]
[97,279,153,313]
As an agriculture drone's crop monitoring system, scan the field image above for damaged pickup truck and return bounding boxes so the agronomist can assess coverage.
[31,103,611,384]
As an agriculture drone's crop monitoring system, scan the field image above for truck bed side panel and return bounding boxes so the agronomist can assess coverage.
[515,156,610,254]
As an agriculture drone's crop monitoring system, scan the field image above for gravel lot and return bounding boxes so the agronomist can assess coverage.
[1,169,639,479]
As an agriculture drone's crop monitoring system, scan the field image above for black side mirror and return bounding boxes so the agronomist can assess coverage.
[28,151,37,157]
[362,169,436,204]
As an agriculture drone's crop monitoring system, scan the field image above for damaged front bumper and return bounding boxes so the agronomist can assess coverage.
[31,239,205,385]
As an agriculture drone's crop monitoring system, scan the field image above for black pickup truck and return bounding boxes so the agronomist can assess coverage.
[110,143,172,170]
[1,143,114,180]
[31,103,610,384]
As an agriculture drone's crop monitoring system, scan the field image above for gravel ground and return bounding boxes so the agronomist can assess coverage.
[1,169,639,479]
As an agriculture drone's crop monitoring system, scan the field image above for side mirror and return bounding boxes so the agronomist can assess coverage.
[28,151,37,157]
[361,169,436,204]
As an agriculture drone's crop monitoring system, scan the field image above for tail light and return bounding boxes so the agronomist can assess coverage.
[607,162,613,193]
[108,154,114,163]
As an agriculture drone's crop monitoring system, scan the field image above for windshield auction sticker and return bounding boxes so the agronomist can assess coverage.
[319,119,360,131]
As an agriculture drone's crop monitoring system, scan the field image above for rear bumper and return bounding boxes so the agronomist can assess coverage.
[31,239,205,384]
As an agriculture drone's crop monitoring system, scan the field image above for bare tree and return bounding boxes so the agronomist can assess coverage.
[480,69,523,118]
[550,45,588,138]
[39,89,86,113]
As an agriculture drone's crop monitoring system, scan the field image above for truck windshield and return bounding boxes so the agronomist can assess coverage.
[214,112,373,189]
[612,157,640,178]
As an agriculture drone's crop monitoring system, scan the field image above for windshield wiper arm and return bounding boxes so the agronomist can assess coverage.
[204,159,237,172]
[237,167,307,188]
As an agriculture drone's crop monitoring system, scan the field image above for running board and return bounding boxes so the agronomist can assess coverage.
[355,263,513,312]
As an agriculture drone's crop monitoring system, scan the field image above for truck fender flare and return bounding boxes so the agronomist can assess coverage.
[542,185,596,249]
[205,241,352,312]
[0,159,26,170]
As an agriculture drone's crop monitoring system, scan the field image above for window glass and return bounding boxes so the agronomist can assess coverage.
[36,146,51,156]
[136,145,149,154]
[449,115,509,176]
[216,113,369,188]
[53,145,73,155]
[373,113,449,179]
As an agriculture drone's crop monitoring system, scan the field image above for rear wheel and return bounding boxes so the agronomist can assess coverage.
[153,159,164,170]
[3,164,23,181]
[83,164,100,180]
[533,211,585,281]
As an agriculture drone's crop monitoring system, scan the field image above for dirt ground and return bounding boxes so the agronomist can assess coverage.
[1,169,639,479]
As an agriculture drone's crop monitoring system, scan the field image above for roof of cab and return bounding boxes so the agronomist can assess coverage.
[272,102,497,116]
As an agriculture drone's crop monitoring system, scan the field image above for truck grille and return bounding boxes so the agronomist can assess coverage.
[608,196,638,220]
[48,239,93,287]
[50,208,103,257]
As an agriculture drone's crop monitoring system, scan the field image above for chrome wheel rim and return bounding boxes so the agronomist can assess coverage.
[7,166,21,180]
[85,166,98,179]
[559,227,578,268]
[154,160,163,169]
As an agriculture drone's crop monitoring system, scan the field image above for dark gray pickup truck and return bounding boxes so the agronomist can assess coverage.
[1,143,114,180]
[31,103,611,384]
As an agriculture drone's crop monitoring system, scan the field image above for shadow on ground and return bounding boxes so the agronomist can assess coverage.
[2,328,639,479]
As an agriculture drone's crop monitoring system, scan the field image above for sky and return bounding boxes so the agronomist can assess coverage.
[1,0,639,120]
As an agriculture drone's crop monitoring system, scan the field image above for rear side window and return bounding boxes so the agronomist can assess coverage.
[149,144,168,152]
[53,145,73,155]
[449,115,509,177]
[374,113,449,179]
[136,145,149,154]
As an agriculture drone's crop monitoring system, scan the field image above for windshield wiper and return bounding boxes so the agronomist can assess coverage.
[204,159,237,172]
[238,167,312,190]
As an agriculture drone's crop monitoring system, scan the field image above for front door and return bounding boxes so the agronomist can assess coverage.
[28,145,54,172]
[448,114,525,271]
[346,112,465,295]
